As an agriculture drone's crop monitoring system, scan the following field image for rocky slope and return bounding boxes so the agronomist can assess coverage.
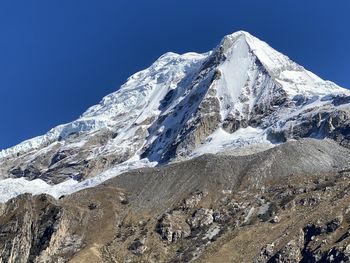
[1,139,350,262]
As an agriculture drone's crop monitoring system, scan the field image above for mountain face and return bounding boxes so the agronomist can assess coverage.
[1,31,350,203]
[1,139,350,263]
[1,31,350,262]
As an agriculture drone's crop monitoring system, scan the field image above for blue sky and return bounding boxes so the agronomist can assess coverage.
[0,0,349,149]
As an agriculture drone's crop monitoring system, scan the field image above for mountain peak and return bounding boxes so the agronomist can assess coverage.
[215,30,347,98]
[1,31,350,203]
[216,30,302,81]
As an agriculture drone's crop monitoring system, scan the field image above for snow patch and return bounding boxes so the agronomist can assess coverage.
[191,126,272,156]
[0,158,155,203]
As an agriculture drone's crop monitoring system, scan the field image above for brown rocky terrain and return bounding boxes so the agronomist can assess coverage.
[1,139,350,262]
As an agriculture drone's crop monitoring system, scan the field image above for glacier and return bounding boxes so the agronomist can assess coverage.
[0,30,349,203]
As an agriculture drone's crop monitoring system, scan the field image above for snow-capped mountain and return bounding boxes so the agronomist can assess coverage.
[0,31,349,202]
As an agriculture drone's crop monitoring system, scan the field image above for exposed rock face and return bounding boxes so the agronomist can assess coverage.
[155,191,209,243]
[0,128,130,185]
[128,238,147,255]
[188,208,214,229]
[0,194,83,263]
[0,139,350,262]
[269,230,304,263]
[156,212,191,243]
[267,108,350,147]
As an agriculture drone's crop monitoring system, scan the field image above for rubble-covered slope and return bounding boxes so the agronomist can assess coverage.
[1,139,350,262]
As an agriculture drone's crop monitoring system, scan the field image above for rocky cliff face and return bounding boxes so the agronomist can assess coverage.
[1,139,350,262]
[0,195,81,263]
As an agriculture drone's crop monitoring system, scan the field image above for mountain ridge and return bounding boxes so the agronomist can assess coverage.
[1,31,348,158]
[1,30,350,263]
[0,30,350,203]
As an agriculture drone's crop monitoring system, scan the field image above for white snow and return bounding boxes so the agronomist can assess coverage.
[0,52,206,160]
[0,157,155,203]
[191,127,272,157]
[241,31,349,97]
[216,34,253,120]
[0,30,350,203]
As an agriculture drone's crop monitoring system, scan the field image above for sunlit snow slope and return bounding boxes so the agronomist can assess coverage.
[0,31,349,202]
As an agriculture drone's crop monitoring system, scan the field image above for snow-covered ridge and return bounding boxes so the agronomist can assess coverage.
[0,51,206,159]
[0,30,349,203]
[221,31,347,97]
[1,31,348,159]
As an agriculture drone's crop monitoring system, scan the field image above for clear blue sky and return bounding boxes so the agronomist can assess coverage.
[0,0,349,149]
